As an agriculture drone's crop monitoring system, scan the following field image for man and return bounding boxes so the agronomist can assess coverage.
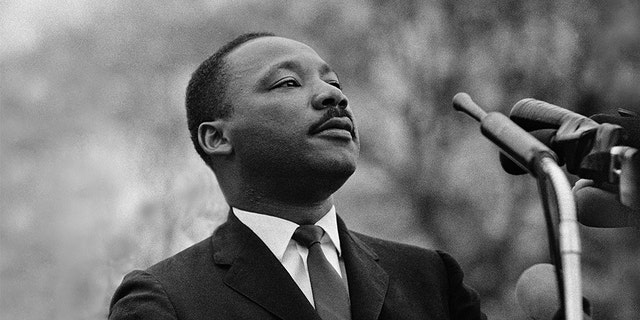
[109,32,486,320]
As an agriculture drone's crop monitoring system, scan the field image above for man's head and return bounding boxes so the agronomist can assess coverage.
[186,32,275,161]
[185,33,360,205]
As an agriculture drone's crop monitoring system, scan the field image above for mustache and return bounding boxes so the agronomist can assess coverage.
[326,106,350,119]
[309,107,354,134]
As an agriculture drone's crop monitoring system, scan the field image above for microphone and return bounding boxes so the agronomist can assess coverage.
[516,264,559,320]
[501,100,638,177]
[453,93,558,176]
[505,99,603,176]
[516,264,592,320]
[509,99,599,132]
[499,99,640,227]
[499,129,561,174]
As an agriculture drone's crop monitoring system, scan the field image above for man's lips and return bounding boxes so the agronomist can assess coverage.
[309,117,354,136]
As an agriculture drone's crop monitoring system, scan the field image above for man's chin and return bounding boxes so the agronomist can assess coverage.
[302,165,355,198]
[310,160,357,181]
[311,145,359,173]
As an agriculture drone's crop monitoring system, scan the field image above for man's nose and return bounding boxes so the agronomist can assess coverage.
[312,83,348,110]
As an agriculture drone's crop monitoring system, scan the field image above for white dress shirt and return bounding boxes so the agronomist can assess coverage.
[233,206,345,306]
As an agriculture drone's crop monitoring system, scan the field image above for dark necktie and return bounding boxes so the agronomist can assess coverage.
[292,225,351,320]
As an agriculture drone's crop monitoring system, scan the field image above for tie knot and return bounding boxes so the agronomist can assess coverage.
[293,225,325,248]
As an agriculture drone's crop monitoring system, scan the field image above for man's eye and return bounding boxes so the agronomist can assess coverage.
[274,79,300,88]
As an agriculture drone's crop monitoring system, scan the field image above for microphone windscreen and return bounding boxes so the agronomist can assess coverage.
[511,98,585,131]
[516,264,559,320]
[590,114,640,149]
[574,179,640,227]
[500,129,559,175]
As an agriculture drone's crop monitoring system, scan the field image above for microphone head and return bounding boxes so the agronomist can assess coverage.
[516,264,560,320]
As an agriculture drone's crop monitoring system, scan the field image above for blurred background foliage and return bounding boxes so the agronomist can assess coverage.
[1,0,640,319]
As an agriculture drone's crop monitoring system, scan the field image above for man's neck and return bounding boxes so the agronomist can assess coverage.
[229,196,334,225]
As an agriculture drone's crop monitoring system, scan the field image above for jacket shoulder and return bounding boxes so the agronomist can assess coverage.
[350,232,486,320]
[109,269,179,320]
[109,236,220,320]
[145,236,215,279]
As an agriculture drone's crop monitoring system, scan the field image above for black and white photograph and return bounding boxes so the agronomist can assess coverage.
[1,1,639,319]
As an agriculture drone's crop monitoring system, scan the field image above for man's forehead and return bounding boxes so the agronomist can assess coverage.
[225,36,328,73]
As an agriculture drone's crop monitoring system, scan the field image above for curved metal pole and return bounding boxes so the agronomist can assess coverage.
[539,157,583,320]
[535,161,565,311]
[452,93,583,319]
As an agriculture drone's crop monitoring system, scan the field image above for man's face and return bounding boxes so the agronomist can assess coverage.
[221,36,360,183]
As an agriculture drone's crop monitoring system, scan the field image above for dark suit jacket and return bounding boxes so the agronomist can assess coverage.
[109,213,486,320]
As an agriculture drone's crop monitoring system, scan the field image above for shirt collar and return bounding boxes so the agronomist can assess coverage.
[315,206,342,256]
[232,206,342,261]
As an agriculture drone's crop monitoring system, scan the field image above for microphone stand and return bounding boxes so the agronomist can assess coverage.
[453,93,583,320]
[535,157,582,320]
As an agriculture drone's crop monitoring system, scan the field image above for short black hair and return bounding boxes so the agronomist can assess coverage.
[185,32,276,167]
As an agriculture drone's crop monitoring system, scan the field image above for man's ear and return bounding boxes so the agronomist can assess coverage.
[198,120,233,155]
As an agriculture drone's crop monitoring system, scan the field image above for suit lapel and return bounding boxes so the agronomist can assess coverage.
[338,217,389,320]
[212,212,320,320]
[211,212,389,320]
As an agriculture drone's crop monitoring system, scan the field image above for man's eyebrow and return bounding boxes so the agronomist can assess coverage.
[267,60,301,74]
[319,63,339,79]
[262,60,339,79]
[257,60,301,87]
